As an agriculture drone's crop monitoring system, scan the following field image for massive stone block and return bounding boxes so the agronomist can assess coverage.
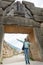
[6,1,25,17]
[22,1,43,23]
[0,1,11,9]
[0,25,4,63]
[26,28,41,61]
[31,7,43,16]
[0,8,3,16]
[22,1,35,9]
[0,0,43,62]
[3,16,40,27]
[33,28,43,61]
[33,15,43,22]
[41,23,43,27]
[2,0,15,2]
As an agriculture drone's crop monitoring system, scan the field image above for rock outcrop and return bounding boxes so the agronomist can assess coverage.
[3,40,19,58]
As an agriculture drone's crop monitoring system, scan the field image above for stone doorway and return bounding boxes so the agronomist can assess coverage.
[3,25,41,60]
[0,24,42,64]
[0,0,43,63]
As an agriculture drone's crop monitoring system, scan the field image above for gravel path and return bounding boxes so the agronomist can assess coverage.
[0,54,43,65]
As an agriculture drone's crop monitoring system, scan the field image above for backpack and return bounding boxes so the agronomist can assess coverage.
[22,44,25,50]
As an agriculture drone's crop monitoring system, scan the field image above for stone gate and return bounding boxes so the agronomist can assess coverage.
[0,0,43,63]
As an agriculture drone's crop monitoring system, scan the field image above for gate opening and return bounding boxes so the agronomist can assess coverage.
[3,33,28,62]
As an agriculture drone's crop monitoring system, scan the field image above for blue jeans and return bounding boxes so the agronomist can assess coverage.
[24,48,30,64]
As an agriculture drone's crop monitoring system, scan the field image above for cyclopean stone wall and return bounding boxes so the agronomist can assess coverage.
[0,0,43,63]
[0,25,4,64]
[33,27,43,61]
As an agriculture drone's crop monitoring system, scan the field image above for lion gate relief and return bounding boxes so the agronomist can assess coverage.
[0,0,43,63]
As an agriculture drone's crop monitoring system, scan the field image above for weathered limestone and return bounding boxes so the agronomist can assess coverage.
[0,8,3,16]
[33,28,43,61]
[5,1,25,17]
[3,1,17,16]
[2,0,15,2]
[31,7,43,16]
[0,1,11,9]
[0,25,4,64]
[0,8,3,30]
[22,1,43,22]
[33,15,43,22]
[0,7,3,63]
[22,1,35,9]
[0,0,43,62]
[0,0,2,8]
[2,1,43,22]
[3,16,40,27]
[41,23,43,27]
[4,25,33,33]
[28,29,41,61]
[0,0,15,10]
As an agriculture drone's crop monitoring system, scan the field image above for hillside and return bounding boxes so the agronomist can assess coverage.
[3,40,20,58]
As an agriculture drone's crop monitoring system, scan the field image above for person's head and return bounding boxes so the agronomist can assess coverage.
[25,38,27,41]
[24,38,30,42]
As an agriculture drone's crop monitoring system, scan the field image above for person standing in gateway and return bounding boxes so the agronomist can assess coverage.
[17,38,30,65]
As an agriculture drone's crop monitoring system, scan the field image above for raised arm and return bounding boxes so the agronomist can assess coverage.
[17,39,24,43]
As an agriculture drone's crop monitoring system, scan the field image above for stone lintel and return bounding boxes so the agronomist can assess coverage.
[2,16,40,27]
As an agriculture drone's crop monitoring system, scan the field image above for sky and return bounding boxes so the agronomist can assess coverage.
[4,33,28,49]
[15,0,43,8]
